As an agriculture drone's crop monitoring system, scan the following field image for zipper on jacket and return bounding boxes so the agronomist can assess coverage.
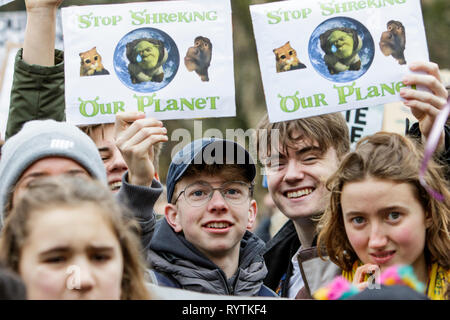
[218,269,233,295]
[227,268,239,295]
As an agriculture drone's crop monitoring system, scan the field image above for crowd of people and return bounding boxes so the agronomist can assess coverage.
[0,0,448,300]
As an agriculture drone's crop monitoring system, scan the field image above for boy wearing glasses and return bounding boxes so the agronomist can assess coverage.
[147,138,276,296]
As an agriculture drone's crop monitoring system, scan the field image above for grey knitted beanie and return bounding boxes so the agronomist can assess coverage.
[0,120,107,226]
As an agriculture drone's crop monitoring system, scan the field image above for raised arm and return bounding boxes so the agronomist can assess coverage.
[23,0,63,66]
[5,0,65,139]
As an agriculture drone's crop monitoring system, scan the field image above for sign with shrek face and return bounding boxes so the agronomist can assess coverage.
[250,0,428,123]
[132,40,163,80]
[62,0,235,125]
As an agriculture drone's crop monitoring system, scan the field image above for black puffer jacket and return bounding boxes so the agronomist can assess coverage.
[262,220,299,297]
[148,219,276,296]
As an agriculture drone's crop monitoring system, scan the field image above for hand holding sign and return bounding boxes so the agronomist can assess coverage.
[400,61,448,150]
[115,111,168,187]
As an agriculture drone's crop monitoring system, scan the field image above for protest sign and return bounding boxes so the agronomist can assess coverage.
[61,0,235,126]
[382,100,415,134]
[250,0,428,123]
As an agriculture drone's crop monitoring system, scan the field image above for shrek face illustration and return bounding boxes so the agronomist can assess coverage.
[136,40,160,69]
[327,30,354,59]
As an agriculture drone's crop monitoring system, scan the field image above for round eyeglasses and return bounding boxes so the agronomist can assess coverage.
[173,181,253,207]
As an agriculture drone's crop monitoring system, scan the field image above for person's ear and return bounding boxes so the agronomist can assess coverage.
[246,199,258,230]
[165,204,183,232]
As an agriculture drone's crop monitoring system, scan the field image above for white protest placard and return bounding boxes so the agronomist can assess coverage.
[61,0,235,125]
[250,0,428,123]
[342,104,384,149]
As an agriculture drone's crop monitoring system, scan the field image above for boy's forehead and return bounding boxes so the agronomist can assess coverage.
[178,174,226,186]
[174,165,249,189]
[182,166,244,181]
[271,136,320,156]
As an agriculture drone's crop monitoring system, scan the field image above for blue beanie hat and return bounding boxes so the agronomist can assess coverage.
[0,120,107,226]
[166,138,256,203]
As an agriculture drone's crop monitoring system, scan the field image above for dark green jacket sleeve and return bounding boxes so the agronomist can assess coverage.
[5,49,66,140]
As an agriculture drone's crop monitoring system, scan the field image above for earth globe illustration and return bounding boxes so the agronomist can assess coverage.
[308,17,375,82]
[113,27,180,93]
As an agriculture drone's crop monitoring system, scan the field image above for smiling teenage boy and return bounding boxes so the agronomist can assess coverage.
[257,61,449,299]
[257,113,350,298]
[147,138,276,296]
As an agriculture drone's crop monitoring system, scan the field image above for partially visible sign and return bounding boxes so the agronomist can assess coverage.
[62,0,235,125]
[342,104,384,149]
[250,0,428,123]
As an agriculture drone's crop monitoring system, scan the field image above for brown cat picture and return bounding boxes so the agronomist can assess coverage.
[273,41,306,73]
[79,47,110,77]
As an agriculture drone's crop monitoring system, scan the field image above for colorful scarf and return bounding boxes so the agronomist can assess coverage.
[315,263,448,300]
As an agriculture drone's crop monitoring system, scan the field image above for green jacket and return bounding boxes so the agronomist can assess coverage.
[6,49,66,140]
